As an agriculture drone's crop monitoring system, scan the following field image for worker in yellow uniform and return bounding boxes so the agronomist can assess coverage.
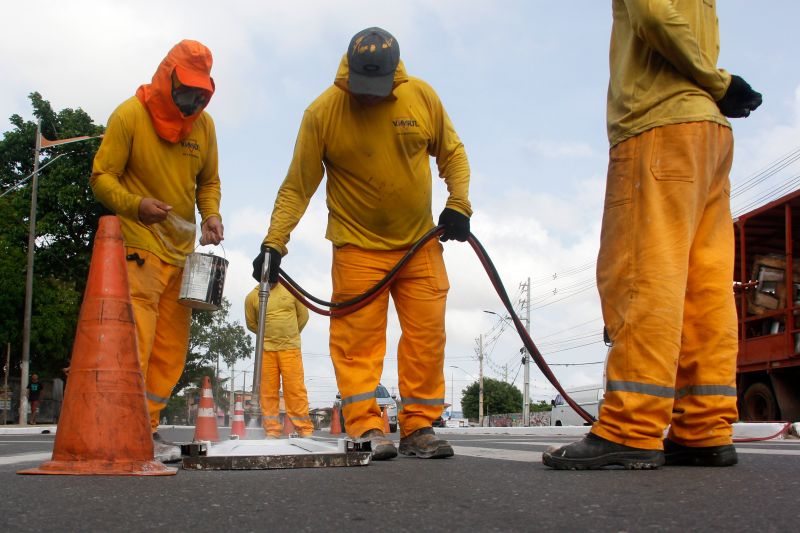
[544,1,762,470]
[90,40,224,462]
[252,27,470,460]
[245,283,313,438]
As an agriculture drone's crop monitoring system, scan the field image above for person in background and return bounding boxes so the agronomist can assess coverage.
[245,283,313,438]
[543,0,762,470]
[90,40,224,462]
[27,373,42,424]
[252,27,471,460]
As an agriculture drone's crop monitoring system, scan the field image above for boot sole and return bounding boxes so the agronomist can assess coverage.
[542,450,664,470]
[664,449,738,467]
[371,443,398,461]
[398,443,455,459]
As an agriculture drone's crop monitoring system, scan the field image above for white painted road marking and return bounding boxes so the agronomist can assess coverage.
[0,452,51,466]
[453,446,542,462]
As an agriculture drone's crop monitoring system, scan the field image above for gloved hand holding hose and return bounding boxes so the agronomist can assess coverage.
[717,75,763,118]
[251,245,282,283]
[438,207,470,242]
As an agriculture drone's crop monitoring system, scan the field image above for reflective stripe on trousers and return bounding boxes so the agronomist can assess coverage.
[330,240,449,439]
[127,248,191,432]
[593,122,738,449]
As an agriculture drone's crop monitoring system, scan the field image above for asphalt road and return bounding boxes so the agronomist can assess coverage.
[1,428,799,532]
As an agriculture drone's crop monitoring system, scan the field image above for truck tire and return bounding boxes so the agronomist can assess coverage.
[742,382,779,421]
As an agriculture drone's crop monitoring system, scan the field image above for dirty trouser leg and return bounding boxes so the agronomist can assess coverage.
[260,350,282,436]
[393,240,449,437]
[669,124,738,447]
[278,348,314,435]
[593,122,733,449]
[330,245,391,439]
[127,248,190,432]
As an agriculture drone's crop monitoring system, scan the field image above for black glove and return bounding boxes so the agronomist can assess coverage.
[251,245,282,283]
[717,75,763,118]
[437,207,470,242]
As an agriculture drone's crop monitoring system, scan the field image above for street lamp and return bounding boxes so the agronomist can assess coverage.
[18,123,102,426]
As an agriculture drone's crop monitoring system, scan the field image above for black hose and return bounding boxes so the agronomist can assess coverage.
[278,226,597,424]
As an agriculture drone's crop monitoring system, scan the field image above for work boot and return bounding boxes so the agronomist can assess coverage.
[359,429,397,460]
[398,427,454,459]
[542,432,664,470]
[663,439,738,467]
[265,433,282,439]
[152,432,181,463]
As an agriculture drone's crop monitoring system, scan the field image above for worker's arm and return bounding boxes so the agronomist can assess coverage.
[294,295,309,333]
[427,88,472,218]
[244,288,258,334]
[263,109,326,255]
[89,107,140,220]
[195,114,223,227]
[622,0,730,99]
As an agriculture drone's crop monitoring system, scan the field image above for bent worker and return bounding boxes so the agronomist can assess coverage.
[90,39,224,463]
[245,283,313,438]
[252,27,471,460]
[543,1,762,470]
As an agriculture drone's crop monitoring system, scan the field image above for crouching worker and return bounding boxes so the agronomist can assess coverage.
[252,27,472,460]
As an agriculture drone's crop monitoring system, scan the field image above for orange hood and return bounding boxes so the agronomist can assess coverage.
[135,40,215,143]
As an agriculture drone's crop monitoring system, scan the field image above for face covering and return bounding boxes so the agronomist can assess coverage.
[172,86,208,116]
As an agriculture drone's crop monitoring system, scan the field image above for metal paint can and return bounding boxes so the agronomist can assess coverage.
[178,252,228,311]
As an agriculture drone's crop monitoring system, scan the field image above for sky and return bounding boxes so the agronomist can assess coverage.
[2,1,800,411]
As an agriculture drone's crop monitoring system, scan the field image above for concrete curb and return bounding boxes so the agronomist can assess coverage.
[0,425,57,435]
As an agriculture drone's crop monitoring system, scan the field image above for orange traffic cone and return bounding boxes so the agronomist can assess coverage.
[19,216,175,476]
[193,376,220,442]
[382,405,391,433]
[329,402,343,436]
[230,394,246,439]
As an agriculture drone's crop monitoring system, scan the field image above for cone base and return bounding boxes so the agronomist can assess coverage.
[17,459,177,476]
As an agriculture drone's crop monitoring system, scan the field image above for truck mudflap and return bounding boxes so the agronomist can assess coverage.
[180,437,372,470]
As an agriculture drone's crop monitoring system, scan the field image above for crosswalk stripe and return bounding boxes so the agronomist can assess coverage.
[453,446,542,462]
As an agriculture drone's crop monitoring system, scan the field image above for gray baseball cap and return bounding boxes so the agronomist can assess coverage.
[347,27,400,97]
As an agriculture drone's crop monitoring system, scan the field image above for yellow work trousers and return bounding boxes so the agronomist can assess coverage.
[331,240,449,439]
[593,121,738,449]
[126,247,191,432]
[259,348,313,437]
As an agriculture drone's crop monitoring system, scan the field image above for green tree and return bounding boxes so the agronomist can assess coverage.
[0,92,105,379]
[461,377,524,419]
[178,297,253,399]
[530,400,551,412]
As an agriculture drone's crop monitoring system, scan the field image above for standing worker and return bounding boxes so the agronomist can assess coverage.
[90,40,224,462]
[544,1,762,470]
[26,373,42,424]
[245,283,313,438]
[252,27,471,460]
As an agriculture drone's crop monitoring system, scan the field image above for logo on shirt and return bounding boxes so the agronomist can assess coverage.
[181,139,201,159]
[392,118,418,129]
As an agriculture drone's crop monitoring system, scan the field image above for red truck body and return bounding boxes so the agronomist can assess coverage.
[734,189,800,421]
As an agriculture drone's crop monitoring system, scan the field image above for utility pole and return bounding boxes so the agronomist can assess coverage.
[477,334,484,427]
[18,121,42,426]
[229,363,234,426]
[521,277,531,427]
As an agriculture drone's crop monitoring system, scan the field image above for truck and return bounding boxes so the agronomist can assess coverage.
[550,384,603,426]
[734,189,800,421]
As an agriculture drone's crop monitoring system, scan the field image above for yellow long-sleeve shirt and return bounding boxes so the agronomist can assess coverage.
[264,56,471,255]
[245,284,309,351]
[608,0,731,147]
[90,96,222,266]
